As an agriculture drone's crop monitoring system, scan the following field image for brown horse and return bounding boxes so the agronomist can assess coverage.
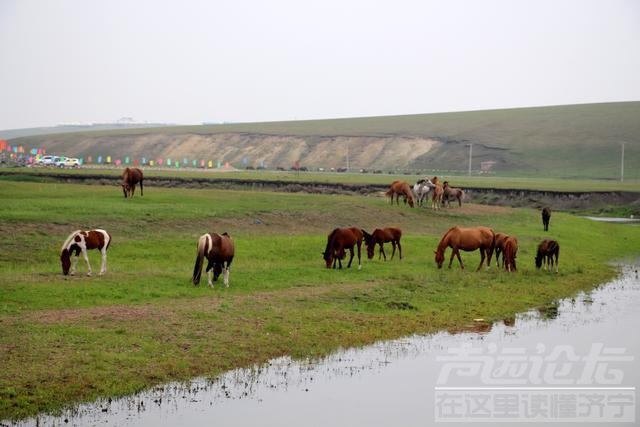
[434,226,495,271]
[192,232,235,287]
[535,239,559,272]
[60,229,111,276]
[493,232,510,267]
[362,227,402,261]
[122,167,144,198]
[385,180,415,208]
[442,181,464,207]
[542,207,551,231]
[430,176,444,210]
[503,236,518,272]
[322,227,363,269]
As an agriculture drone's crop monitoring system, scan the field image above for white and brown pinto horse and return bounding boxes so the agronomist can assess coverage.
[192,232,235,287]
[122,167,144,198]
[60,229,111,276]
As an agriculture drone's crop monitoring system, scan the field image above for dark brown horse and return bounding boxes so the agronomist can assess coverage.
[322,227,363,269]
[542,207,551,231]
[503,236,518,272]
[434,226,495,271]
[122,167,144,198]
[60,229,111,276]
[385,180,415,208]
[362,227,402,261]
[192,232,235,287]
[493,232,510,268]
[442,181,464,207]
[535,239,559,272]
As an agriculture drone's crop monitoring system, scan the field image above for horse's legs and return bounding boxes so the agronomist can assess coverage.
[356,242,362,270]
[70,251,79,275]
[379,243,386,261]
[346,247,355,268]
[449,249,463,269]
[223,262,230,287]
[99,247,108,275]
[81,247,92,276]
[397,240,402,260]
[475,249,486,271]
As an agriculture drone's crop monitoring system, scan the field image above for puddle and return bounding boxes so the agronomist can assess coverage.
[584,216,640,224]
[11,265,640,426]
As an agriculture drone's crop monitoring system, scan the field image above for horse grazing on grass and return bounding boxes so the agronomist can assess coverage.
[434,226,495,271]
[192,232,235,287]
[413,178,434,207]
[442,181,465,207]
[535,239,559,272]
[362,227,402,261]
[60,229,111,276]
[385,180,415,208]
[322,227,363,269]
[122,167,144,198]
[503,236,518,272]
[542,207,551,231]
[493,232,510,268]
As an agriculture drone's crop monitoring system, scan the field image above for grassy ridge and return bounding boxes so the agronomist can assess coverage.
[1,180,639,421]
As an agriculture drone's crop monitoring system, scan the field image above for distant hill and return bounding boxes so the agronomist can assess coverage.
[6,102,640,179]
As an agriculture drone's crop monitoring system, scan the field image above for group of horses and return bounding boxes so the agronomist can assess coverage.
[386,177,464,210]
[433,207,558,273]
[322,226,402,269]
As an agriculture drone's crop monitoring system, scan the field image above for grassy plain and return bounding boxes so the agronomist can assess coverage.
[1,179,639,421]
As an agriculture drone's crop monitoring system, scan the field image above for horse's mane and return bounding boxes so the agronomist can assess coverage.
[61,230,82,252]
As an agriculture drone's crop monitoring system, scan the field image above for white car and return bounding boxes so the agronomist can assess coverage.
[36,155,55,165]
[53,156,66,167]
[63,158,80,168]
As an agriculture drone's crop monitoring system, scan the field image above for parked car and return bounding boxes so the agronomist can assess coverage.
[53,156,66,167]
[36,155,55,165]
[62,158,80,168]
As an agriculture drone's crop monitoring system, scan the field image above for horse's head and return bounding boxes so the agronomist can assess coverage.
[60,249,71,275]
[322,250,333,268]
[434,250,445,269]
[535,253,543,269]
[213,263,223,281]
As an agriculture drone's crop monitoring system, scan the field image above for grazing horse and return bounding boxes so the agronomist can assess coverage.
[385,180,415,208]
[122,167,144,198]
[442,181,465,207]
[535,239,559,272]
[542,207,551,231]
[60,229,111,276]
[413,178,434,207]
[493,232,510,268]
[503,236,518,272]
[362,227,402,261]
[430,176,444,210]
[192,232,235,287]
[434,226,495,271]
[322,227,363,269]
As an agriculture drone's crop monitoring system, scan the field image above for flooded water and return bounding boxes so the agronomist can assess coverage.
[14,265,640,426]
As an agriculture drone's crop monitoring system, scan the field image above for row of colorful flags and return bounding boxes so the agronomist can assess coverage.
[0,141,254,168]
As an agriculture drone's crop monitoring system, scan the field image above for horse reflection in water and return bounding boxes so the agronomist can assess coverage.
[322,227,363,269]
[434,226,495,271]
[192,232,235,287]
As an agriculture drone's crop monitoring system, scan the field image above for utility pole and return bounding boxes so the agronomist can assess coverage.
[467,143,473,176]
[621,141,626,182]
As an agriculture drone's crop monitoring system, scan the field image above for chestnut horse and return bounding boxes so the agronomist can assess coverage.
[434,226,495,271]
[430,176,444,210]
[385,180,415,208]
[362,227,402,261]
[442,181,464,207]
[535,239,559,272]
[322,227,363,269]
[192,232,235,287]
[493,232,510,267]
[542,207,551,231]
[122,167,144,198]
[60,229,111,276]
[503,236,518,272]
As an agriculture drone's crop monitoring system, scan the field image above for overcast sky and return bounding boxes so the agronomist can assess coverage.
[1,0,639,130]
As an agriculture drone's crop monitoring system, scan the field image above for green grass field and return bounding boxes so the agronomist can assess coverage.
[1,179,639,421]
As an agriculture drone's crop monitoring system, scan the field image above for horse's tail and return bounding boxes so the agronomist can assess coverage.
[192,234,209,285]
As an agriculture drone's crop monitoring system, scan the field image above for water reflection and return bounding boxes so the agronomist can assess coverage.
[15,265,640,427]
